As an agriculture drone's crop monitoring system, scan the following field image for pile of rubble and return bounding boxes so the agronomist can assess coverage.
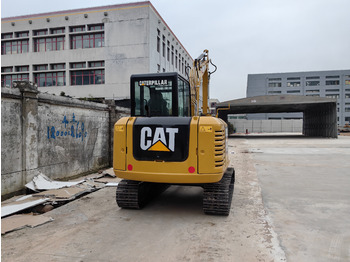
[1,169,119,234]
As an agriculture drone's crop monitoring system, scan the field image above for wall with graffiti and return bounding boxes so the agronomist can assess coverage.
[37,102,110,181]
[1,85,125,197]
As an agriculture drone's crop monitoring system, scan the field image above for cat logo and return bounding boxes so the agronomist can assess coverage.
[140,127,178,152]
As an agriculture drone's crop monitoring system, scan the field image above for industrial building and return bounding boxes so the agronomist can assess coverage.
[1,1,193,101]
[247,70,350,126]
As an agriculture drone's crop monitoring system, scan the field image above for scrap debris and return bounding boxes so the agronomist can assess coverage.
[1,169,119,234]
[1,196,49,218]
[1,213,53,235]
[25,173,84,191]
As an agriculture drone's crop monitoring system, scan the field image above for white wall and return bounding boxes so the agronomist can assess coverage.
[229,119,303,133]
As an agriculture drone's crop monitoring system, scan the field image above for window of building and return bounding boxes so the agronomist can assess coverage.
[306,89,320,93]
[287,82,300,87]
[34,37,65,52]
[51,28,65,34]
[1,67,13,73]
[16,31,29,38]
[287,77,300,80]
[345,94,350,99]
[346,89,350,92]
[70,69,104,85]
[326,89,340,92]
[175,50,178,68]
[306,81,320,86]
[157,30,160,53]
[88,24,104,31]
[1,33,13,39]
[1,74,29,87]
[34,64,48,71]
[182,57,184,74]
[268,91,282,94]
[268,78,281,81]
[306,76,320,80]
[70,62,86,69]
[167,41,170,61]
[345,117,350,122]
[34,72,66,87]
[157,64,160,73]
[1,40,29,55]
[33,29,48,36]
[326,75,339,79]
[171,46,174,65]
[162,35,165,57]
[345,108,350,112]
[51,63,65,70]
[326,94,339,99]
[89,61,105,68]
[70,33,104,49]
[345,80,350,85]
[70,26,85,32]
[179,54,181,72]
[268,82,282,88]
[15,66,29,72]
[287,90,300,93]
[306,94,320,97]
[326,80,340,85]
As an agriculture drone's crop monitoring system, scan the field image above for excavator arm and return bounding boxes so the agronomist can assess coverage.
[189,49,212,116]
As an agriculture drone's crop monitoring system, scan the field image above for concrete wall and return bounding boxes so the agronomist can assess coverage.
[229,119,302,133]
[1,82,128,197]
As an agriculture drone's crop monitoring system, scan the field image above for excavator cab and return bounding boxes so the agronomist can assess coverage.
[130,72,190,117]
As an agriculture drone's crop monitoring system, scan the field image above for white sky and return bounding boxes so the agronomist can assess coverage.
[2,0,350,101]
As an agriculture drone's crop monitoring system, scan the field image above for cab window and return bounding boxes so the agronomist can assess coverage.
[133,80,173,116]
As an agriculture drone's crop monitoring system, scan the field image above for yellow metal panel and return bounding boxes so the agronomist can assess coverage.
[115,117,201,183]
[198,116,228,175]
[113,117,128,171]
[113,116,228,184]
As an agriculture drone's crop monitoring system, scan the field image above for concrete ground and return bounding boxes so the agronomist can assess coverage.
[2,135,350,261]
[244,135,350,262]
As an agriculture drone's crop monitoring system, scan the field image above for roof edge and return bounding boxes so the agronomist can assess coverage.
[1,1,150,21]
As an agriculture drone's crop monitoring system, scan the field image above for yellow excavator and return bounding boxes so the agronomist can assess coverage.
[113,50,234,215]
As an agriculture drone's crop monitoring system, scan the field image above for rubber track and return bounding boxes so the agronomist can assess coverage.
[116,180,169,209]
[202,167,235,216]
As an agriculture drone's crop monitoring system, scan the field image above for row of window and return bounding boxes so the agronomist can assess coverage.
[1,33,104,54]
[268,80,349,88]
[1,70,105,87]
[267,90,350,99]
[268,75,350,82]
[1,61,105,87]
[1,24,104,39]
[156,29,190,75]
[1,61,104,73]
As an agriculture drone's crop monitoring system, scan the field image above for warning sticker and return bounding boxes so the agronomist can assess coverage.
[115,126,124,132]
[200,126,213,132]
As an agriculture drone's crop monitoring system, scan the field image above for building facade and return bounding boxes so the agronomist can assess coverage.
[247,70,350,126]
[1,1,193,101]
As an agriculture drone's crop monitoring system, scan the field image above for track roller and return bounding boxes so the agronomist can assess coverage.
[202,167,235,216]
[116,179,169,209]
